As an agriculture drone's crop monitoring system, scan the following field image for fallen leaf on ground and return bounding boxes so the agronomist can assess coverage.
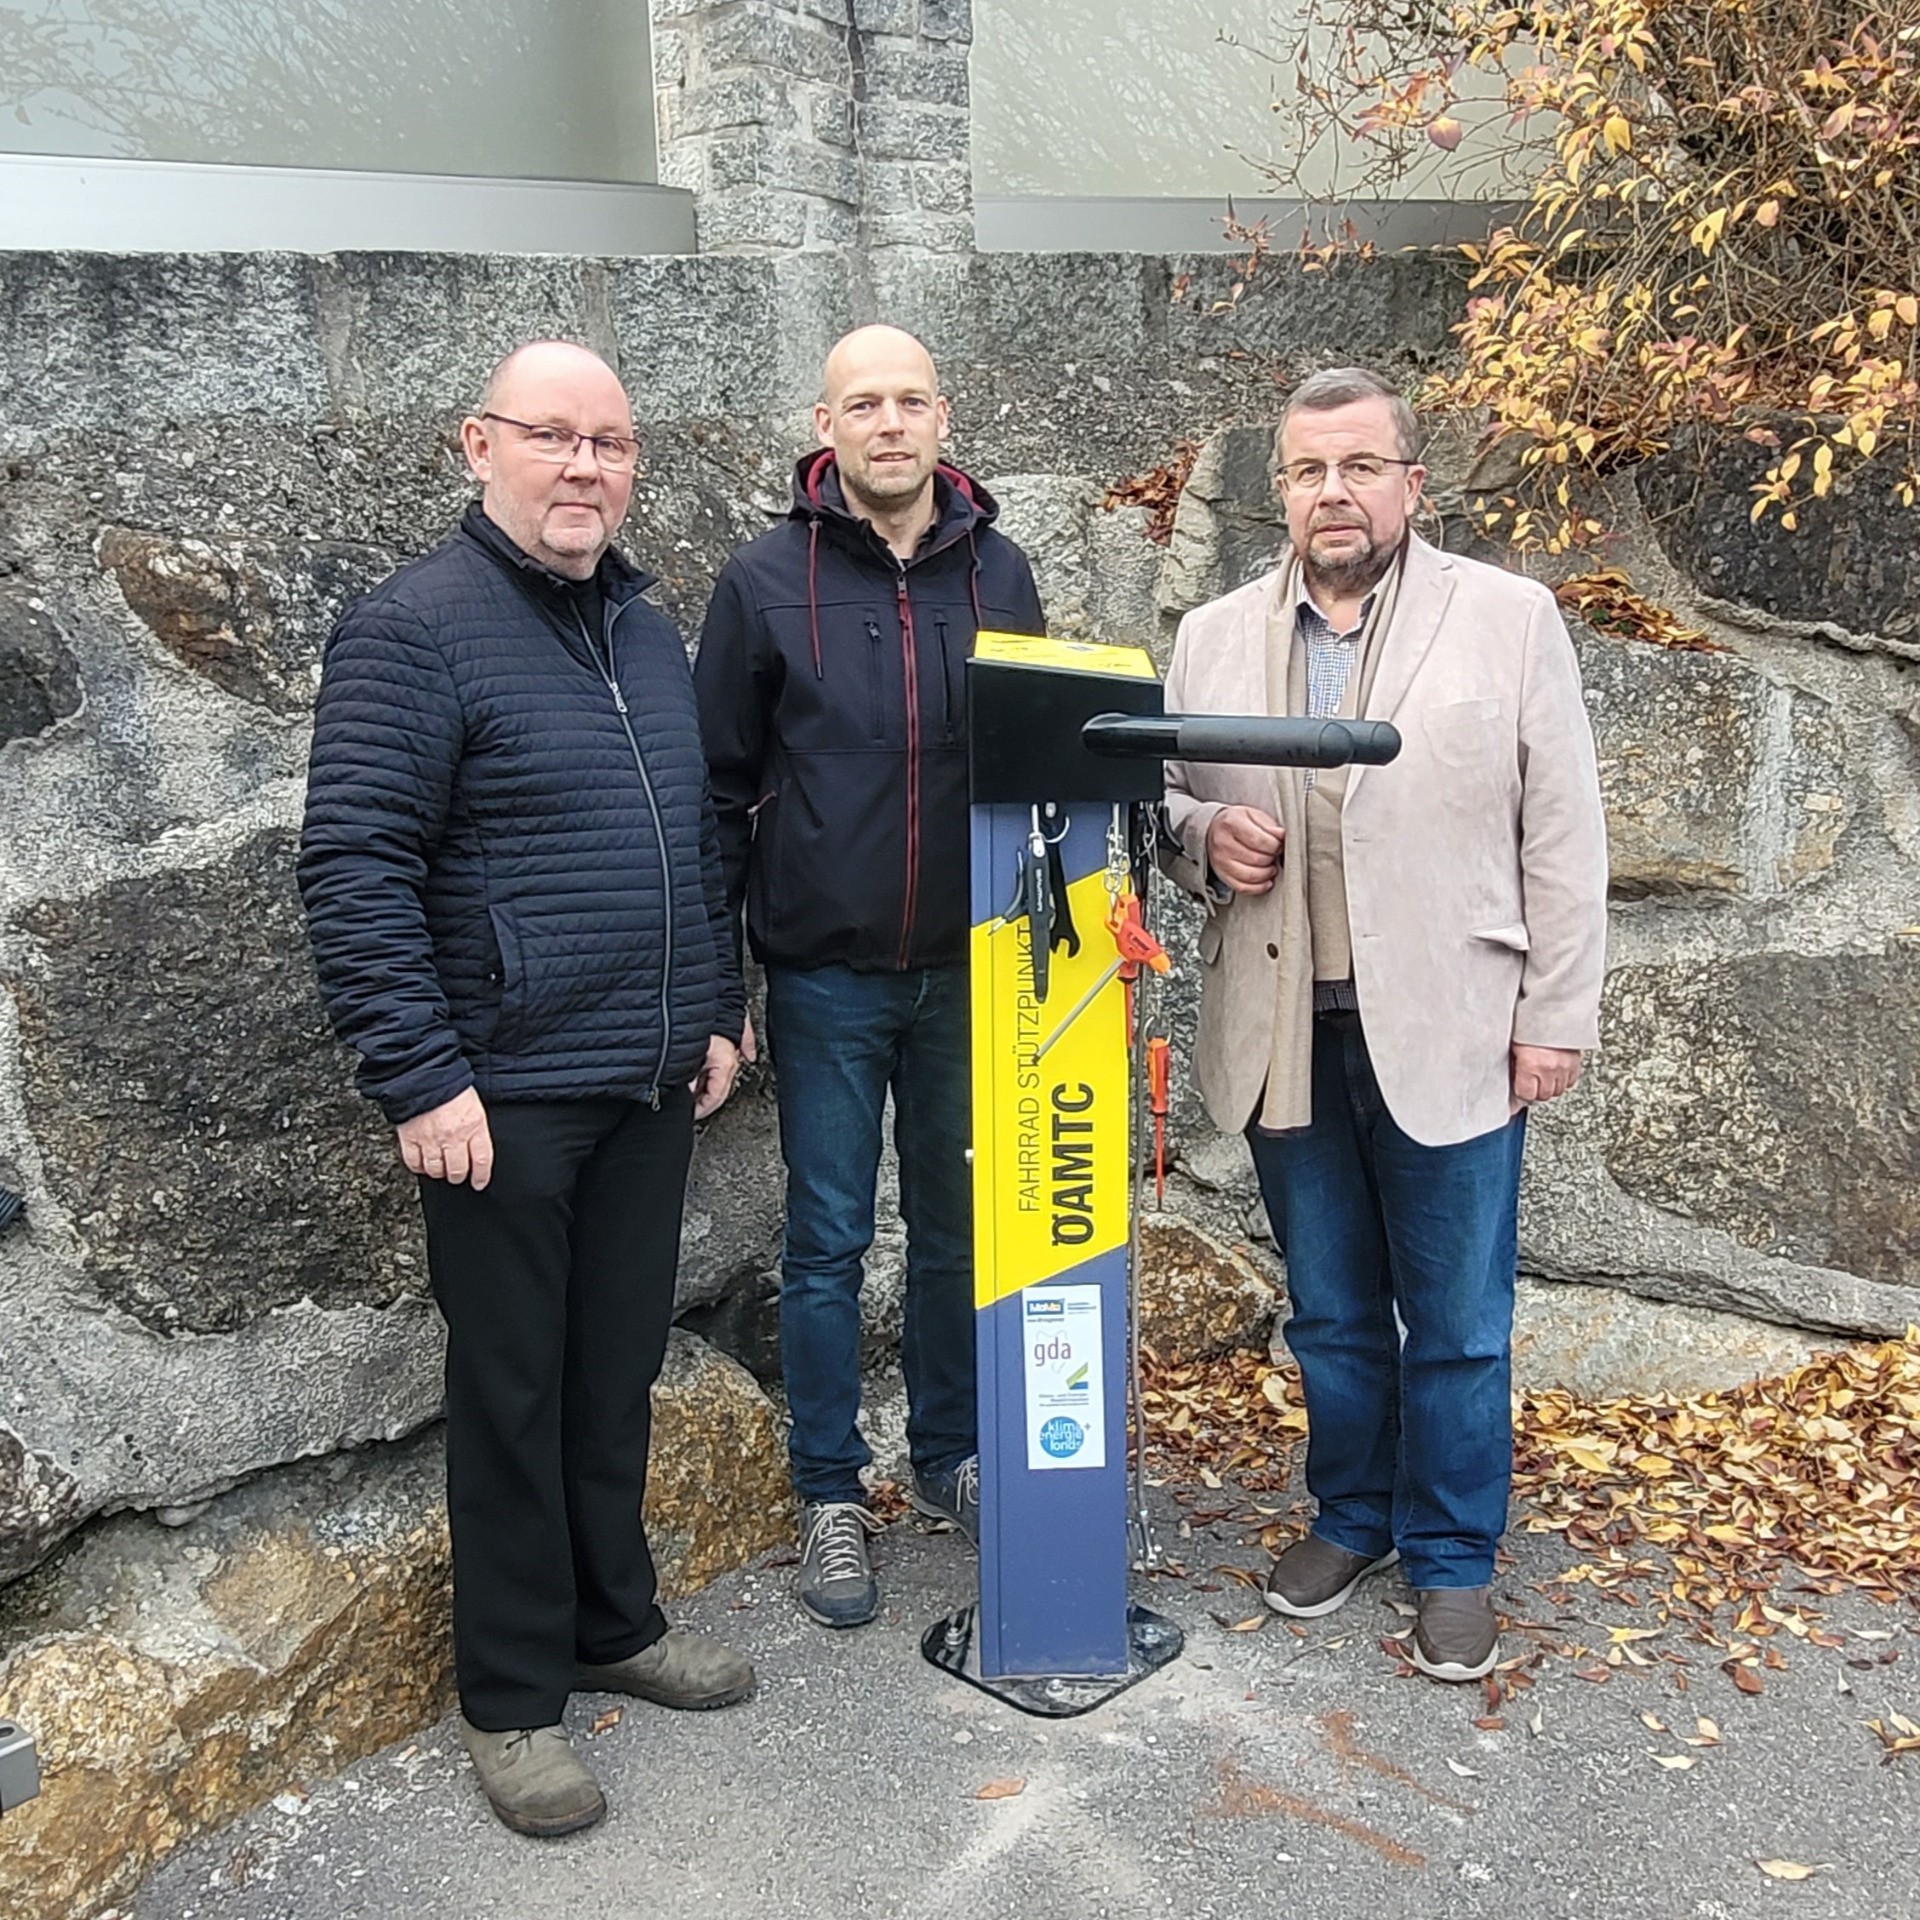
[1868,1714,1920,1759]
[1445,1758,1479,1777]
[590,1708,623,1735]
[1649,1752,1696,1771]
[1756,1860,1823,1881]
[975,1778,1026,1800]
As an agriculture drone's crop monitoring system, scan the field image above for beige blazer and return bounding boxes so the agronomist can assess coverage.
[1163,534,1609,1149]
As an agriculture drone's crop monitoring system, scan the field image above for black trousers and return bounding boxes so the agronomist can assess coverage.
[418,1093,693,1731]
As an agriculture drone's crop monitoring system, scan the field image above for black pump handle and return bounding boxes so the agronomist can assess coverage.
[1080,712,1402,770]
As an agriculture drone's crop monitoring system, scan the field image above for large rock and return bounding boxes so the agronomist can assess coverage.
[1510,1276,1836,1400]
[0,1435,453,1920]
[1137,1215,1280,1360]
[0,1331,788,1920]
[1598,949,1920,1286]
[986,473,1165,652]
[1576,626,1850,896]
[4,827,424,1334]
[989,472,1101,637]
[1640,430,1920,649]
[643,1328,795,1591]
[1159,424,1282,614]
[0,586,82,747]
[96,526,391,714]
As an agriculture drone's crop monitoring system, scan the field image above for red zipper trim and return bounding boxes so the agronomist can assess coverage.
[896,571,921,969]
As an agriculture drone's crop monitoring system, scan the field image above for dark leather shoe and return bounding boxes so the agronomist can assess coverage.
[1263,1533,1399,1618]
[1410,1586,1499,1682]
[576,1628,755,1710]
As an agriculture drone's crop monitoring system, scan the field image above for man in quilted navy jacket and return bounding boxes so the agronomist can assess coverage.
[300,341,750,1838]
[695,325,1045,1629]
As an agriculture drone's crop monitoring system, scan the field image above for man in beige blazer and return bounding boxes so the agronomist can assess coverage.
[1161,367,1608,1682]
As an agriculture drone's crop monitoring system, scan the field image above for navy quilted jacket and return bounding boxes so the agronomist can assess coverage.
[300,505,743,1125]
[695,454,1045,972]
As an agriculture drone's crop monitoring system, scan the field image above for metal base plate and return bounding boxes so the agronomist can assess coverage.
[920,1604,1184,1718]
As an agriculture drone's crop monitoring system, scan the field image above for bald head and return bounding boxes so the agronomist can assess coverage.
[815,325,950,534]
[821,325,939,410]
[479,339,626,420]
[462,339,636,580]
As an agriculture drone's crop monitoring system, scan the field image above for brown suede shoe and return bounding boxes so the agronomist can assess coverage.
[1409,1586,1500,1682]
[1263,1534,1400,1619]
[458,1719,605,1838]
[576,1627,755,1711]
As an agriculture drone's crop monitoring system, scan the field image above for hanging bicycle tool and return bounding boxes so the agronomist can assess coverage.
[924,631,1400,1719]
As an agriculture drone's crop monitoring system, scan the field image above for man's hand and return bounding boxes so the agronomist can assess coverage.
[1205,805,1286,895]
[1511,1044,1583,1113]
[693,1035,742,1120]
[397,1087,494,1189]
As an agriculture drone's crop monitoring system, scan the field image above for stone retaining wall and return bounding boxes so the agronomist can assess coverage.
[1,236,1915,1606]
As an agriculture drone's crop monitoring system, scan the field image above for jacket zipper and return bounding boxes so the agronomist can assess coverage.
[895,564,921,970]
[578,603,674,1107]
[864,618,885,740]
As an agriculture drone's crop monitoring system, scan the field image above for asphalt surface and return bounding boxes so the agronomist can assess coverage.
[131,1485,1920,1920]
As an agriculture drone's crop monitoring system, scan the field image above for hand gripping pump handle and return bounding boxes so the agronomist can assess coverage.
[1080,712,1402,770]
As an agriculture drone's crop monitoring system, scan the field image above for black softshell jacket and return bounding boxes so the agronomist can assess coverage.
[300,505,743,1124]
[694,454,1046,972]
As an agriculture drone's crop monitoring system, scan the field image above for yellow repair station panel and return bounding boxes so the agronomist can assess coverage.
[971,865,1131,1311]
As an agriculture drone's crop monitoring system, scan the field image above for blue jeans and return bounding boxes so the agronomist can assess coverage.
[765,962,975,1502]
[1247,1014,1526,1588]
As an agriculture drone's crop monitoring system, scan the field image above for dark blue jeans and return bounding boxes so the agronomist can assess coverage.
[765,962,975,1503]
[1247,1014,1526,1589]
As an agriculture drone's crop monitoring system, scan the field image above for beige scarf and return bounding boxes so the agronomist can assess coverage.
[1253,545,1407,1133]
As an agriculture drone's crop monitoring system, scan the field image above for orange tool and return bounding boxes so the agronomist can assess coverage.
[1106,895,1170,975]
[1147,1036,1171,1206]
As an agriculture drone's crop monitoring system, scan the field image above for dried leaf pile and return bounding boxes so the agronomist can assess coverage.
[1514,1331,1920,1618]
[1553,569,1720,652]
[1144,1332,1920,1623]
[1100,441,1199,547]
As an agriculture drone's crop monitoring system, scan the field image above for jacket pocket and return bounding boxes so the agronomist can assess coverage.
[1198,916,1225,966]
[488,904,528,1051]
[1470,923,1531,952]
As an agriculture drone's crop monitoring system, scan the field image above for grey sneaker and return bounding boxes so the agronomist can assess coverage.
[576,1627,755,1710]
[1410,1586,1499,1682]
[908,1455,980,1546]
[797,1500,882,1628]
[458,1718,605,1838]
[1262,1533,1400,1619]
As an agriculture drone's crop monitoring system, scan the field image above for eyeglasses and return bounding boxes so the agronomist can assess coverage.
[1277,455,1420,493]
[481,412,641,472]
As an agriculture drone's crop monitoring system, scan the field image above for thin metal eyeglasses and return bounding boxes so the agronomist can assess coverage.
[1277,455,1420,492]
[481,412,641,472]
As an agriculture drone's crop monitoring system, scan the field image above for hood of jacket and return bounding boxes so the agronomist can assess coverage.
[783,452,1000,678]
[786,451,1001,557]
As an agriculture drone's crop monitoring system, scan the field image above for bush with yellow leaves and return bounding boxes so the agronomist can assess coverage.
[1253,0,1920,553]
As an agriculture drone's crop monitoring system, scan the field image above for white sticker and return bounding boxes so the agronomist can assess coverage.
[1022,1282,1106,1471]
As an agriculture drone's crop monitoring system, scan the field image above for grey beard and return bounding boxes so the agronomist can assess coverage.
[1303,537,1394,600]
